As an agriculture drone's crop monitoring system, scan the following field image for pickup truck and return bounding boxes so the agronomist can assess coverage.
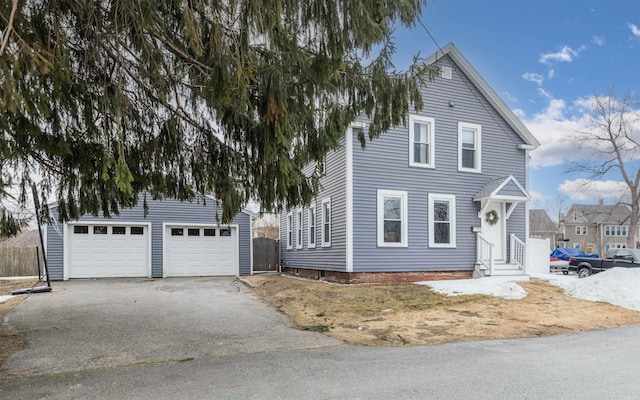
[568,248,640,278]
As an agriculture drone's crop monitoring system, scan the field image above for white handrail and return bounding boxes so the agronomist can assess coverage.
[510,234,526,271]
[477,233,494,276]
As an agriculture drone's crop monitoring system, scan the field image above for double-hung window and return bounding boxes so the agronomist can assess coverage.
[377,190,408,247]
[575,226,587,235]
[296,210,303,249]
[605,225,627,236]
[409,115,435,168]
[458,122,481,172]
[429,194,456,247]
[321,198,331,247]
[286,212,293,250]
[308,205,316,248]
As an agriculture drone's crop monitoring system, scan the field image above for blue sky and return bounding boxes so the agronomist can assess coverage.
[391,0,640,219]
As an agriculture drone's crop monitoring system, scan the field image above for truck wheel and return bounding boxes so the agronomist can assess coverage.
[578,268,591,278]
[563,271,568,275]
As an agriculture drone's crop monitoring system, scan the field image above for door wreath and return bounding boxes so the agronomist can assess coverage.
[485,210,499,225]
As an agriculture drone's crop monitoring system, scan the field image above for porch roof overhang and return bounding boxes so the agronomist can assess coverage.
[473,175,531,219]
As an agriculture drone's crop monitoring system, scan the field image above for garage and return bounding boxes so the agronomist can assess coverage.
[163,224,238,277]
[66,223,151,278]
[47,195,254,280]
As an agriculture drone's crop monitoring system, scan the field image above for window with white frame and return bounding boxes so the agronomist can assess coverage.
[574,243,581,249]
[321,198,331,247]
[605,225,628,236]
[458,122,481,172]
[573,212,579,221]
[607,243,627,250]
[575,226,587,235]
[296,210,303,249]
[429,194,456,247]
[308,204,316,248]
[286,212,293,250]
[377,190,408,247]
[409,115,435,168]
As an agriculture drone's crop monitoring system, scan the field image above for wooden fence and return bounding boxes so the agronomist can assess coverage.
[0,246,44,277]
[253,238,279,272]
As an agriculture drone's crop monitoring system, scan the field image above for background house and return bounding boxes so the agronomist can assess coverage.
[529,209,557,251]
[279,43,540,283]
[46,195,254,280]
[560,199,637,254]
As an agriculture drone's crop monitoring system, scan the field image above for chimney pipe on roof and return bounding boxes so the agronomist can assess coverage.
[599,198,604,206]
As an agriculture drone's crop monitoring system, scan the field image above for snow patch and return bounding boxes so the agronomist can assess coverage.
[417,278,528,300]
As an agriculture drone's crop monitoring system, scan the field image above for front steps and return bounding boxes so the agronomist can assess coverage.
[473,262,529,281]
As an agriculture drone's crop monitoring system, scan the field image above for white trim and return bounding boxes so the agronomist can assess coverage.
[162,222,239,277]
[286,212,293,250]
[295,209,303,249]
[429,194,457,248]
[63,221,153,280]
[63,223,69,280]
[308,204,316,249]
[458,122,481,173]
[321,197,331,247]
[249,214,254,275]
[408,115,436,169]
[346,127,354,272]
[377,189,409,247]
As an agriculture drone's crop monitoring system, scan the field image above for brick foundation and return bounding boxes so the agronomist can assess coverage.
[280,267,472,284]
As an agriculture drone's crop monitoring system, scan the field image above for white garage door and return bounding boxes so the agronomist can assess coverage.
[164,225,238,276]
[68,224,150,278]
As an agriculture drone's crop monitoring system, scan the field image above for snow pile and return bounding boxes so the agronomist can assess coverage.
[543,268,640,312]
[0,295,14,304]
[417,268,640,311]
[417,278,527,300]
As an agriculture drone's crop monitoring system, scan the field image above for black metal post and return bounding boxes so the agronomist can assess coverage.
[31,184,51,288]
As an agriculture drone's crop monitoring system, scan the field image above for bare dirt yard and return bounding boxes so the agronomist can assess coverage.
[245,275,640,346]
[0,279,38,367]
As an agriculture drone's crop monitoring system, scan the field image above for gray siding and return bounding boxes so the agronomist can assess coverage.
[46,195,252,280]
[280,135,347,271]
[497,180,525,197]
[352,55,527,272]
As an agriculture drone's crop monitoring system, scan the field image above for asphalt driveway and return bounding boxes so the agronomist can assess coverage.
[1,277,340,378]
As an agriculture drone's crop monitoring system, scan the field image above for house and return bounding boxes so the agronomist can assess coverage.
[560,200,637,254]
[45,195,254,280]
[529,209,557,250]
[279,43,540,284]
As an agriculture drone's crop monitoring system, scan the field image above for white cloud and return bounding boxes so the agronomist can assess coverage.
[529,191,544,202]
[502,91,518,103]
[629,23,640,37]
[522,72,544,85]
[539,45,580,64]
[558,179,630,201]
[592,36,606,46]
[525,93,640,169]
[512,108,525,119]
[537,87,553,100]
[524,97,595,168]
[547,69,555,79]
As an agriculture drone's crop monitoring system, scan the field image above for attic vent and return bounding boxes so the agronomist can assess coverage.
[441,66,452,80]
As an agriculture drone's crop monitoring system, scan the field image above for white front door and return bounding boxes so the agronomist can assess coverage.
[481,201,505,261]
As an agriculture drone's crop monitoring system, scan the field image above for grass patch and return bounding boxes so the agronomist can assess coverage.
[246,275,640,347]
